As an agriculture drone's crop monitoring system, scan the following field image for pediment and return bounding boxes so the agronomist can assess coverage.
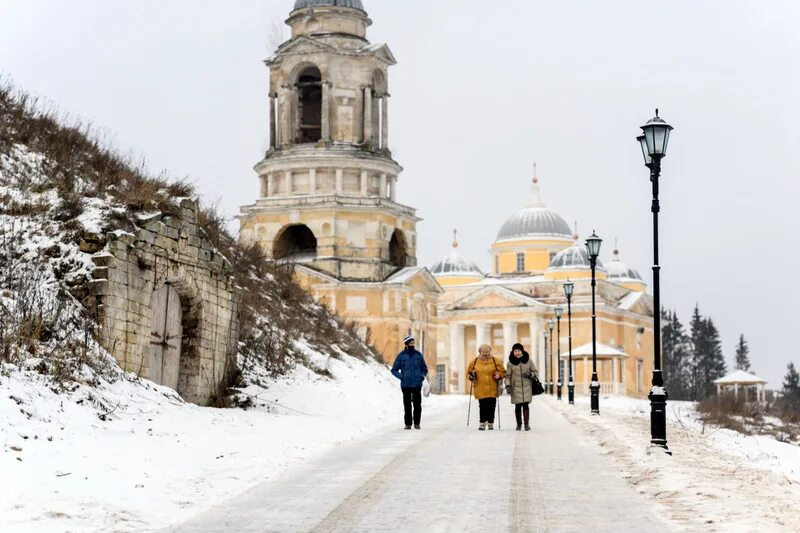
[448,286,540,311]
[269,36,336,62]
[360,43,397,65]
[384,267,443,293]
[628,296,653,316]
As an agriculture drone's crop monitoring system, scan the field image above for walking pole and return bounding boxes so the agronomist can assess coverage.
[467,380,473,427]
[497,388,502,430]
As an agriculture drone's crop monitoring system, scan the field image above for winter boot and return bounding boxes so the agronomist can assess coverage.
[414,424,421,430]
[516,424,522,431]
[488,423,494,431]
[515,411,522,431]
[524,408,531,431]
[479,422,486,431]
[404,425,412,430]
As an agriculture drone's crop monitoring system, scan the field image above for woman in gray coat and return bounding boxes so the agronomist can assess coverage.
[505,343,538,431]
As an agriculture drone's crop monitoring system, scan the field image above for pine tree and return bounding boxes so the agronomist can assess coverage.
[734,334,751,372]
[689,304,705,400]
[700,317,727,400]
[783,362,800,406]
[662,308,692,400]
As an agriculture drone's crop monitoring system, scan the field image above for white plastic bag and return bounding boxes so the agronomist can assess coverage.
[422,378,431,398]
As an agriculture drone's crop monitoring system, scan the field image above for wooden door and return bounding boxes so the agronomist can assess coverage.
[148,284,183,391]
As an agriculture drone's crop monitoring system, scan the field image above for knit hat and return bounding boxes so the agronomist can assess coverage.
[403,334,415,345]
[512,343,525,352]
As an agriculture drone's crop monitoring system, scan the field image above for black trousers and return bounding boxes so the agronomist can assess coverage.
[401,387,422,426]
[478,397,497,423]
[515,402,530,425]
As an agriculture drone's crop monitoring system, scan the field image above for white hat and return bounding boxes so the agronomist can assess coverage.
[403,334,415,344]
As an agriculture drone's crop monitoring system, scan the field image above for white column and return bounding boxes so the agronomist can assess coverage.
[476,322,489,352]
[502,322,516,359]
[285,171,293,195]
[529,320,541,373]
[321,81,331,142]
[734,383,739,401]
[360,170,368,196]
[309,168,317,194]
[363,87,373,144]
[379,173,387,198]
[457,325,466,393]
[389,176,397,201]
[612,358,618,395]
[259,176,267,198]
[335,169,343,195]
[381,93,389,149]
[267,174,275,197]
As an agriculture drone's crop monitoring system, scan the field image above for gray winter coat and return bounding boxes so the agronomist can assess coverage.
[505,353,539,404]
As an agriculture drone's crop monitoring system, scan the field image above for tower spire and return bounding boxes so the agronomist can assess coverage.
[528,162,545,207]
[452,228,459,249]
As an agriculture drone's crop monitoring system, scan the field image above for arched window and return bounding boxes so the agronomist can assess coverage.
[389,229,407,268]
[296,66,322,143]
[516,253,525,272]
[273,224,318,261]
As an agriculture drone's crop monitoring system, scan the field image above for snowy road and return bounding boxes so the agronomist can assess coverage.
[168,398,669,533]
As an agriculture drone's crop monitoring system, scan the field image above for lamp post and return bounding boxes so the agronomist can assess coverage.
[637,109,674,453]
[563,280,575,405]
[555,307,563,400]
[542,329,549,395]
[585,231,602,415]
[548,319,555,395]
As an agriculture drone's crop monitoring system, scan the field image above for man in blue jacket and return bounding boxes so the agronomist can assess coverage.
[391,335,428,430]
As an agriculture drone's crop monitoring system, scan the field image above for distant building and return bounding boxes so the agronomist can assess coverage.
[240,0,655,397]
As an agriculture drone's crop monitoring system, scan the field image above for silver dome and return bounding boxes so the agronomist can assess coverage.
[495,178,573,242]
[430,253,484,277]
[548,245,606,272]
[607,251,643,282]
[293,0,365,10]
[496,207,573,241]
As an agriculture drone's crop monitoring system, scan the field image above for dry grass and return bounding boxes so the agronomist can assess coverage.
[697,396,800,443]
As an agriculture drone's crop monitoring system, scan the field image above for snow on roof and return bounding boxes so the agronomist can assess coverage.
[713,370,767,385]
[618,291,644,310]
[384,267,427,284]
[561,342,629,358]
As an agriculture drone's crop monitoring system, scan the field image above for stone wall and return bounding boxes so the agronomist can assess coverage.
[88,198,239,405]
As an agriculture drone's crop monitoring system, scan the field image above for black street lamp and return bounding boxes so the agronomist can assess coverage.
[563,280,575,405]
[555,307,563,400]
[585,231,602,415]
[548,319,555,395]
[637,108,674,453]
[542,329,549,395]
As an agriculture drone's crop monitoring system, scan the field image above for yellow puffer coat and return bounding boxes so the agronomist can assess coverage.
[467,356,507,400]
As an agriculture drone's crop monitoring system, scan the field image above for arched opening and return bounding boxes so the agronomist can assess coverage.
[274,224,318,261]
[389,229,407,268]
[296,66,322,143]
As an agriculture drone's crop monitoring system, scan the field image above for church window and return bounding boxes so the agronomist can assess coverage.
[636,359,644,393]
[516,253,525,272]
[273,224,317,261]
[389,229,408,268]
[436,364,446,393]
[296,66,322,143]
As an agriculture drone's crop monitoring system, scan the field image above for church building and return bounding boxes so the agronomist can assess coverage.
[239,0,656,398]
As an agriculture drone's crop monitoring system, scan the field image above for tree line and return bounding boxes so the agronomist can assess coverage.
[662,305,799,406]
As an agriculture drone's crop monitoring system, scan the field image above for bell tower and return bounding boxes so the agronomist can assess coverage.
[240,0,419,282]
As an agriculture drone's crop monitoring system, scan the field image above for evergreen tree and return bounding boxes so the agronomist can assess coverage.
[701,317,727,399]
[662,308,692,400]
[734,334,751,372]
[783,362,800,406]
[689,304,705,400]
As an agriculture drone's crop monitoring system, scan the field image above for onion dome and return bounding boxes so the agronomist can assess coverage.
[293,0,365,10]
[547,244,606,273]
[430,230,484,284]
[495,175,572,242]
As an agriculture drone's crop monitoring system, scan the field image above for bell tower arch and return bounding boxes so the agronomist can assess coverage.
[240,0,418,282]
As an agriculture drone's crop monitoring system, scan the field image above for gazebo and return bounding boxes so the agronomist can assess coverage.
[563,342,629,395]
[713,370,768,403]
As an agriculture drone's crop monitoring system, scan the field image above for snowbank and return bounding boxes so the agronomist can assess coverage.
[1,353,451,532]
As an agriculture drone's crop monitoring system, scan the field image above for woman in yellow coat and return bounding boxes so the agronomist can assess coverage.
[467,344,507,430]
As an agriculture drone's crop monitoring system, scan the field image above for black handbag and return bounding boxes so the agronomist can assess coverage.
[531,374,545,396]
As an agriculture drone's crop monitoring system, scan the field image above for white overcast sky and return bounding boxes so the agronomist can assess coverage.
[2,0,799,386]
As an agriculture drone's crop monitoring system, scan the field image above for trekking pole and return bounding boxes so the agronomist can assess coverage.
[467,380,473,426]
[497,384,502,430]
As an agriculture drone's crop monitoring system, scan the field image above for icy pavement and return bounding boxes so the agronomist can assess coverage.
[169,399,669,533]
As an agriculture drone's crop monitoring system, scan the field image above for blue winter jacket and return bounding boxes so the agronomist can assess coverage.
[391,349,428,388]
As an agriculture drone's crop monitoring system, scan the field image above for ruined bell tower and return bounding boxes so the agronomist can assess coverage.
[239,0,419,282]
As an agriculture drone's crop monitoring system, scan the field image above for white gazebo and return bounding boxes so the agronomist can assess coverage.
[713,370,768,403]
[562,342,629,395]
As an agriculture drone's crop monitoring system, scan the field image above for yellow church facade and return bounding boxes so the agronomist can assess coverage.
[239,0,655,398]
